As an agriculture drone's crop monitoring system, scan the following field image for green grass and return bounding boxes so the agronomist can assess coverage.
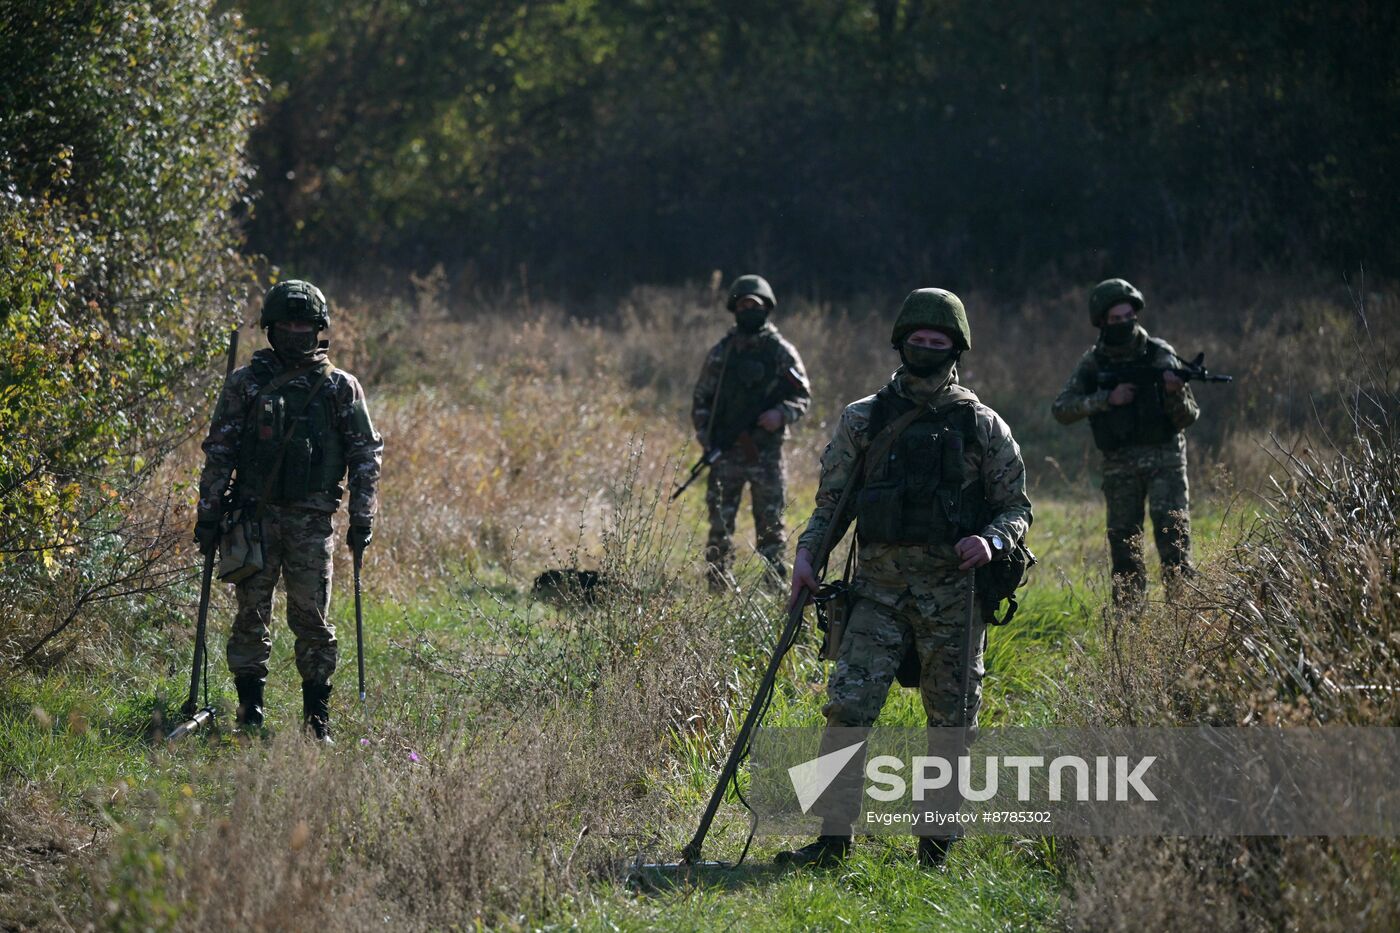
[0,494,1234,929]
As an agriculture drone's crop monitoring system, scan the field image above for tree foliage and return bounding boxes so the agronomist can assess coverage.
[241,0,1400,292]
[0,0,260,562]
[0,1,260,669]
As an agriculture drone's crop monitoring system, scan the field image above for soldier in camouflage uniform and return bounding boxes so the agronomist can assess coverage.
[777,289,1033,868]
[691,275,810,591]
[194,280,383,743]
[1051,278,1198,609]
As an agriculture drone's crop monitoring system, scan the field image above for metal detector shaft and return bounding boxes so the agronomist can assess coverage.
[181,548,217,718]
[960,569,978,729]
[678,446,865,864]
[680,589,808,863]
[353,545,366,702]
[176,327,239,728]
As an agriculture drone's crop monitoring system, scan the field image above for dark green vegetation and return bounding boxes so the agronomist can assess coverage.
[239,0,1400,290]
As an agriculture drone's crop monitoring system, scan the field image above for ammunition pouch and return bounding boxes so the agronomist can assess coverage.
[813,581,852,662]
[1088,397,1175,450]
[217,502,265,583]
[976,540,1037,625]
[1087,339,1181,451]
[237,360,344,504]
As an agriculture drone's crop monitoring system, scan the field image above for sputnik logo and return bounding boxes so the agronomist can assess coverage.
[788,741,865,814]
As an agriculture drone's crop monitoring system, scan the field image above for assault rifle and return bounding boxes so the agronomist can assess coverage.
[671,365,806,501]
[1095,351,1234,391]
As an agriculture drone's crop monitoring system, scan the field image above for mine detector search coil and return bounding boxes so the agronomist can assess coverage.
[630,445,866,884]
[169,328,240,743]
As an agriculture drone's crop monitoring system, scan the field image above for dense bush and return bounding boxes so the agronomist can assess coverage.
[0,0,261,660]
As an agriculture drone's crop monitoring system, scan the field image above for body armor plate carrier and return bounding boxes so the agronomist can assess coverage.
[1085,337,1179,451]
[236,359,345,503]
[710,337,781,450]
[856,387,987,545]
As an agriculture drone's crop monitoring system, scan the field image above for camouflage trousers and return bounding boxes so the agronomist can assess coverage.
[1102,450,1193,608]
[227,505,338,686]
[704,444,787,587]
[815,575,983,834]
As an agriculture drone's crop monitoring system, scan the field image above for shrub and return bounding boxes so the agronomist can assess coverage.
[0,0,261,665]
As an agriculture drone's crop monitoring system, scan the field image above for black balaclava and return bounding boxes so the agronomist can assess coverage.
[1101,320,1137,346]
[900,343,958,379]
[269,324,322,364]
[735,306,769,334]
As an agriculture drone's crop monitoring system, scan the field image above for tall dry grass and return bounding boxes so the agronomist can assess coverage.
[1061,300,1400,930]
[318,272,1397,596]
[93,459,787,929]
[30,272,1400,927]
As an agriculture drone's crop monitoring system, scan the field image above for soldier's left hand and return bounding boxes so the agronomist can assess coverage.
[954,535,992,570]
[1163,371,1185,394]
[757,409,784,433]
[348,523,373,552]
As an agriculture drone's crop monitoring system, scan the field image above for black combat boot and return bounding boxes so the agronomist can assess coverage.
[917,836,954,868]
[233,674,265,729]
[301,681,334,745]
[705,563,736,594]
[759,556,789,595]
[774,834,851,868]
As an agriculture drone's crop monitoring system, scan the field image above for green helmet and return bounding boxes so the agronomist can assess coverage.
[1088,278,1144,327]
[726,274,776,311]
[260,280,329,329]
[891,288,971,351]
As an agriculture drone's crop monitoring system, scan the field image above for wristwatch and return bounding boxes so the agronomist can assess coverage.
[985,533,1006,557]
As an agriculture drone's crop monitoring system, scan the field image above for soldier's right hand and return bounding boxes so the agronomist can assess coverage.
[788,548,820,610]
[194,519,220,556]
[1108,383,1136,406]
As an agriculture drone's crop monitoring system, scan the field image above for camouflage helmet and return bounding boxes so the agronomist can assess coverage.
[260,280,329,329]
[1088,278,1144,327]
[726,274,776,311]
[891,288,971,351]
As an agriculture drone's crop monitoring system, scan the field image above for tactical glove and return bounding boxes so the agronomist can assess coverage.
[194,519,220,556]
[348,523,373,552]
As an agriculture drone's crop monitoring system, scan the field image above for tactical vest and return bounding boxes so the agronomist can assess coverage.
[236,360,346,503]
[1085,338,1178,451]
[855,387,987,546]
[710,335,780,447]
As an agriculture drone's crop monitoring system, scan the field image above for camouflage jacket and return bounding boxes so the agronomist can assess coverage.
[796,368,1033,609]
[1050,325,1199,468]
[197,348,383,524]
[690,323,810,450]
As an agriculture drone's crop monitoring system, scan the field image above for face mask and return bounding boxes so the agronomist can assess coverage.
[735,308,768,333]
[1101,321,1136,346]
[900,345,957,379]
[270,326,321,363]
